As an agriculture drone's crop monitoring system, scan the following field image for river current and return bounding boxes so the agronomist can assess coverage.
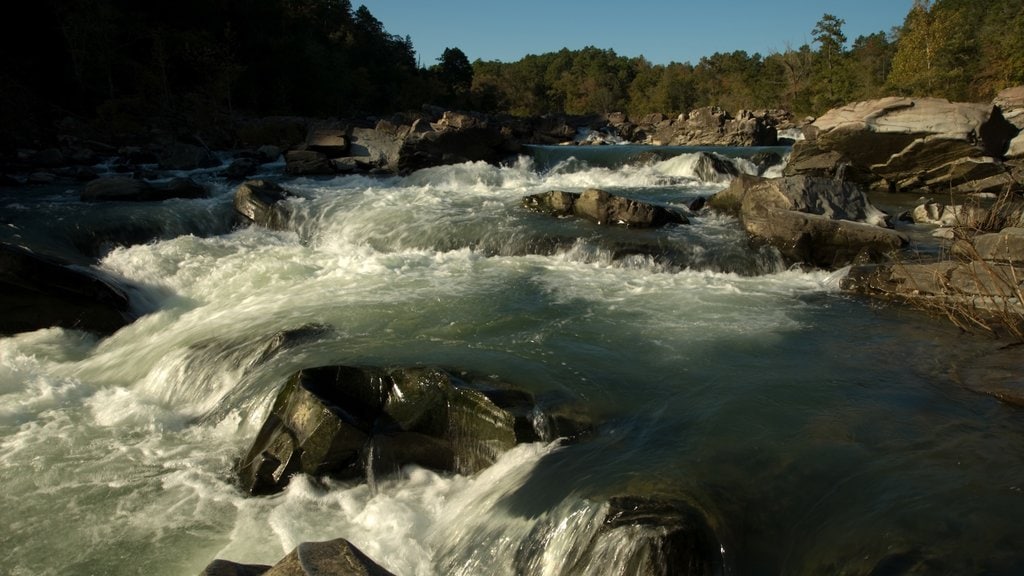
[1,147,1022,575]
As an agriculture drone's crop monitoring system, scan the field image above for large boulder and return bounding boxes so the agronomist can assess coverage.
[785,97,1020,194]
[709,175,907,268]
[0,242,134,335]
[235,365,581,495]
[994,85,1024,130]
[199,539,394,576]
[233,180,297,230]
[523,189,689,228]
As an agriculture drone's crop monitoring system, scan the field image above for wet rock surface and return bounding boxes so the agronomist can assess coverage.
[236,365,587,495]
[523,189,688,228]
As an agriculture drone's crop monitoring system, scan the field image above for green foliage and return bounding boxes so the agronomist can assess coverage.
[2,0,1022,147]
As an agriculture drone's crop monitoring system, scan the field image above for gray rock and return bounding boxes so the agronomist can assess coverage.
[262,539,394,576]
[198,559,271,576]
[971,228,1024,263]
[284,149,334,176]
[523,189,689,228]
[784,97,1020,194]
[710,175,906,268]
[221,157,260,181]
[233,180,296,230]
[994,85,1024,130]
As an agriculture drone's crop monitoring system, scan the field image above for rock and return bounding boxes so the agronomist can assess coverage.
[200,539,394,576]
[221,157,260,181]
[81,177,208,202]
[233,180,296,230]
[1007,133,1024,160]
[236,117,311,150]
[710,175,907,268]
[0,242,134,335]
[284,149,334,176]
[523,189,689,228]
[305,124,348,157]
[256,145,282,164]
[953,344,1024,407]
[158,141,221,170]
[785,97,1020,194]
[29,148,65,168]
[748,151,784,175]
[964,228,1024,264]
[645,107,777,147]
[994,85,1024,130]
[570,496,725,576]
[689,151,739,183]
[235,365,565,495]
[909,202,988,227]
[198,559,271,576]
[348,122,410,172]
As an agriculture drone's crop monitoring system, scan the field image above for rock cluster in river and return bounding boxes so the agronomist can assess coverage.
[523,189,689,228]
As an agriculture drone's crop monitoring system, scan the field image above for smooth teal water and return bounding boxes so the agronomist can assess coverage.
[1,150,1022,575]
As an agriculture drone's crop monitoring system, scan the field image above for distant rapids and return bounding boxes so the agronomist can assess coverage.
[1,146,1022,575]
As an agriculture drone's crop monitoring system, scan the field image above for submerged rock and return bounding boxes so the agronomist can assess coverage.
[568,496,726,576]
[709,175,907,269]
[0,242,134,335]
[523,188,688,228]
[199,538,394,576]
[236,365,585,495]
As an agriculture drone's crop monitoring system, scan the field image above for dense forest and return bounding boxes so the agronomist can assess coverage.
[1,0,1022,147]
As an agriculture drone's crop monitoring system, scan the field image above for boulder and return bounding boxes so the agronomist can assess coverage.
[966,228,1024,264]
[221,157,260,181]
[305,123,349,157]
[81,177,208,202]
[568,496,725,576]
[710,175,907,268]
[523,189,689,228]
[199,539,394,576]
[953,344,1024,407]
[235,365,575,495]
[284,149,334,176]
[233,180,297,230]
[784,97,1020,194]
[348,121,411,172]
[0,242,134,335]
[396,124,518,174]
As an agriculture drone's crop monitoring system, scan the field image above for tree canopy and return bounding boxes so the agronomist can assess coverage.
[1,0,1021,148]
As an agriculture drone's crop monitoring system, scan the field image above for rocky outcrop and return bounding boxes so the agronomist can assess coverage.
[843,227,1024,324]
[233,180,297,230]
[199,538,394,576]
[0,242,134,335]
[236,365,585,496]
[81,176,208,202]
[523,189,689,228]
[608,108,779,147]
[784,96,1021,194]
[709,175,907,269]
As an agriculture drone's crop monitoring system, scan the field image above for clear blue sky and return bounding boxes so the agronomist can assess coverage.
[358,1,914,66]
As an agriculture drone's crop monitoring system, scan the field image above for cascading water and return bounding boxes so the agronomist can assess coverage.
[2,148,1023,575]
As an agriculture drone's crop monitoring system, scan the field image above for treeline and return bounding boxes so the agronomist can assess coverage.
[0,0,470,144]
[1,0,1021,147]
[468,0,1024,118]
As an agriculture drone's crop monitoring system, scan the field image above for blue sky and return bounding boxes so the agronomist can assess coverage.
[358,1,915,66]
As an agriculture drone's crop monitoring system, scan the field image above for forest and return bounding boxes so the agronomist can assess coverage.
[1,0,1022,147]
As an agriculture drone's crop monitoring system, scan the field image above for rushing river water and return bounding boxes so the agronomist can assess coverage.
[1,147,1023,575]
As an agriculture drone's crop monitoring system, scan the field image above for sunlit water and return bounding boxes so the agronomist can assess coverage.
[1,149,1022,575]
